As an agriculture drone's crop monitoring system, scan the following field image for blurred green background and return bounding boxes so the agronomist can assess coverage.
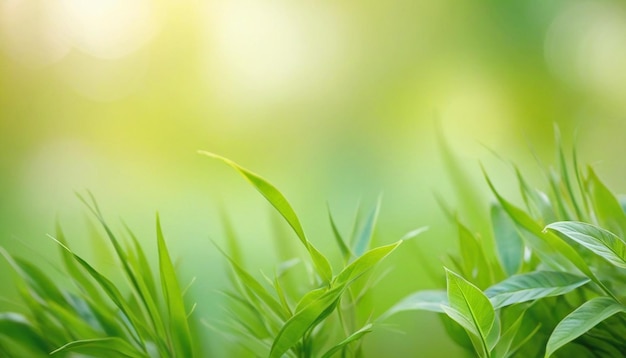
[2,0,626,356]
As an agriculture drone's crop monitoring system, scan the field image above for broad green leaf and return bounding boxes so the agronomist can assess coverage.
[333,241,402,287]
[199,151,332,283]
[50,337,144,358]
[586,167,626,237]
[156,215,193,357]
[378,290,448,321]
[444,268,495,356]
[321,323,373,358]
[485,271,589,309]
[545,297,626,357]
[270,286,343,358]
[492,305,528,358]
[546,221,626,269]
[491,203,523,276]
[295,287,327,313]
[352,198,381,257]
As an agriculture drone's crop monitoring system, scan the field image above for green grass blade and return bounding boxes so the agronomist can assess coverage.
[215,243,289,320]
[555,126,585,220]
[456,220,492,288]
[545,297,626,358]
[491,203,524,277]
[50,337,145,358]
[199,151,333,283]
[156,215,193,357]
[270,286,343,358]
[124,224,158,300]
[546,221,626,269]
[333,240,402,287]
[377,290,448,321]
[444,268,495,356]
[0,313,49,353]
[327,205,352,261]
[586,167,626,236]
[52,226,107,308]
[48,236,148,351]
[320,323,373,358]
[484,271,590,309]
[351,197,381,257]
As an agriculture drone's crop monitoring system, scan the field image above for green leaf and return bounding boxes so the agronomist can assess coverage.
[199,151,333,283]
[352,198,381,257]
[484,170,615,299]
[321,323,373,358]
[545,297,626,357]
[546,221,626,269]
[270,286,343,358]
[50,337,144,358]
[0,313,49,353]
[491,203,524,276]
[586,166,626,237]
[444,268,496,356]
[485,271,590,309]
[333,240,402,287]
[215,243,289,320]
[156,215,193,357]
[378,290,448,321]
[327,205,352,260]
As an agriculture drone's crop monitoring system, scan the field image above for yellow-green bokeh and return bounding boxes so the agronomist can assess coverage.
[2,0,626,356]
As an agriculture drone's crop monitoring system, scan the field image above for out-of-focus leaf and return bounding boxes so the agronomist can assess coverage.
[321,323,373,358]
[351,198,381,257]
[378,290,448,321]
[50,337,144,358]
[545,297,626,357]
[586,167,626,237]
[491,203,523,276]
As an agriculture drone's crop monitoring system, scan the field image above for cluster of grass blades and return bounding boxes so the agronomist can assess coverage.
[0,193,196,357]
[384,131,626,357]
[199,152,424,358]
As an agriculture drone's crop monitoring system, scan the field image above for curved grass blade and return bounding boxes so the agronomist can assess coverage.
[327,204,352,260]
[545,297,626,357]
[586,167,626,236]
[199,151,332,283]
[270,286,343,358]
[546,221,626,269]
[333,240,402,287]
[50,337,145,358]
[491,203,523,277]
[352,197,381,257]
[0,313,49,353]
[485,271,589,309]
[321,323,373,358]
[156,215,193,357]
[377,290,448,321]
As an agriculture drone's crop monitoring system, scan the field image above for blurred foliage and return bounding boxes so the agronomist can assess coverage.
[3,0,626,356]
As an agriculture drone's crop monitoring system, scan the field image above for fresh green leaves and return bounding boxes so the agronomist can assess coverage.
[202,153,410,357]
[546,221,626,268]
[443,269,496,357]
[545,297,626,357]
[485,271,589,309]
[199,151,333,283]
